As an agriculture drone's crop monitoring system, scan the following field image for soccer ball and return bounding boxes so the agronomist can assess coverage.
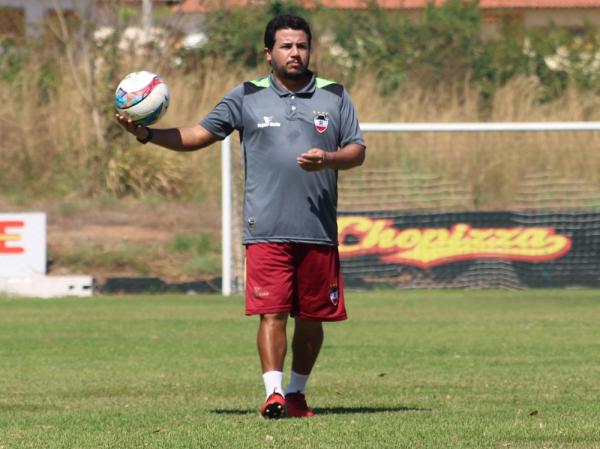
[114,71,169,126]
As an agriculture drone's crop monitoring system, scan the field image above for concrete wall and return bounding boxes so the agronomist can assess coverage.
[524,9,600,28]
[0,0,95,36]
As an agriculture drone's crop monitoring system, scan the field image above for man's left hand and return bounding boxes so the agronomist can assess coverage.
[297,148,328,171]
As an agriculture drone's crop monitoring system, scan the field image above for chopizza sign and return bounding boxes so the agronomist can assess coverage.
[337,217,572,268]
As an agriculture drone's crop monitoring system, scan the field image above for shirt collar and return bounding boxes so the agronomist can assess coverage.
[268,71,316,97]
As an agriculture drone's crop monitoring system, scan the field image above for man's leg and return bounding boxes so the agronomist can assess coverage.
[257,312,288,419]
[291,317,323,376]
[245,243,296,418]
[258,312,288,375]
[285,244,346,417]
[285,317,323,417]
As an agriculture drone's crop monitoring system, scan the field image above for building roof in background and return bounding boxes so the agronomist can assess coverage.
[477,0,600,7]
[174,0,600,12]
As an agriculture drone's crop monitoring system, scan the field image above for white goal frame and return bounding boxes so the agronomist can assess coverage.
[221,121,600,295]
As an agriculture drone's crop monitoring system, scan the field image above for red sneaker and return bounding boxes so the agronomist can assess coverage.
[285,392,314,418]
[260,393,286,419]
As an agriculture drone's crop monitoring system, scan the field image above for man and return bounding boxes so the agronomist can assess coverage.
[116,14,366,419]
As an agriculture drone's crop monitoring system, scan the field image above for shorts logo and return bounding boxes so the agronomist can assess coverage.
[329,283,339,306]
[313,111,329,134]
[257,116,281,128]
[253,287,270,298]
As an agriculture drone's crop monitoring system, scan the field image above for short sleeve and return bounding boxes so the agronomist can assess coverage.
[338,88,365,148]
[200,84,245,139]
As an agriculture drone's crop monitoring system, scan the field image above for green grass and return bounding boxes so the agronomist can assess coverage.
[1,290,600,448]
[57,241,156,274]
[170,232,221,275]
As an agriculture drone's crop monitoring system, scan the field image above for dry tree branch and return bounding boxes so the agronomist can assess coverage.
[51,0,107,152]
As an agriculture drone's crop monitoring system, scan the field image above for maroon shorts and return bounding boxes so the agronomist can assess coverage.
[245,242,347,321]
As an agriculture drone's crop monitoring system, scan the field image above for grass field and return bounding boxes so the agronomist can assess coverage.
[1,290,599,449]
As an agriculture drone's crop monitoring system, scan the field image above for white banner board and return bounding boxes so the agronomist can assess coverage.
[0,213,46,276]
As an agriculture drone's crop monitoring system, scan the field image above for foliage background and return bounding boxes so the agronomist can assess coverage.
[0,0,599,206]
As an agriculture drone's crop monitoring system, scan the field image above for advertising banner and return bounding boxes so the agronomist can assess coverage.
[338,211,600,288]
[0,213,46,276]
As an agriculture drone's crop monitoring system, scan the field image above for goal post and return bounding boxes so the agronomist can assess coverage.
[221,135,233,296]
[220,121,600,295]
[360,122,600,132]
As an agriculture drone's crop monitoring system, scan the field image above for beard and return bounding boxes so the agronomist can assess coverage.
[272,58,310,81]
[281,68,308,80]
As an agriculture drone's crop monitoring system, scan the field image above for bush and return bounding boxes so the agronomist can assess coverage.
[1,0,599,203]
[317,0,599,101]
[179,0,307,69]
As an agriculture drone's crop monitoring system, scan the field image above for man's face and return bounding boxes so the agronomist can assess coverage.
[265,28,310,80]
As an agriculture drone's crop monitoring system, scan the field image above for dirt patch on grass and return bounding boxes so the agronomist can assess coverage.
[2,197,222,284]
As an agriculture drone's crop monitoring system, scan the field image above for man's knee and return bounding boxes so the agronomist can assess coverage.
[260,312,289,329]
[294,317,323,332]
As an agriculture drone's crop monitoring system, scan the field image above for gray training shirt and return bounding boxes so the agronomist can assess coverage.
[201,72,364,245]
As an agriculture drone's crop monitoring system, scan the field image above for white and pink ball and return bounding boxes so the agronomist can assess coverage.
[114,71,169,126]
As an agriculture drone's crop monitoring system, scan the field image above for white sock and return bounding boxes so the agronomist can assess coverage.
[262,371,284,398]
[286,370,310,395]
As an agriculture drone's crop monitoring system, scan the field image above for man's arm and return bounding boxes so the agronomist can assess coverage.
[296,144,366,172]
[115,114,221,151]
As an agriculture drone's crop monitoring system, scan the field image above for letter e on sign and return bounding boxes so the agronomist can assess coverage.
[0,221,24,254]
[0,213,46,276]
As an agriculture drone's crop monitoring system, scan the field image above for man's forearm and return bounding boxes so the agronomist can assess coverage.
[139,125,221,152]
[324,143,366,170]
[132,122,221,152]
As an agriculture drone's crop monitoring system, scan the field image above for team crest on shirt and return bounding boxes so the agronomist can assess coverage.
[329,283,339,306]
[313,111,329,134]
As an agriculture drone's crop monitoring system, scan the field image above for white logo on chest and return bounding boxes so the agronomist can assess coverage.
[257,116,281,128]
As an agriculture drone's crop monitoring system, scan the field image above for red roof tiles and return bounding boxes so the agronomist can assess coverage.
[478,0,600,7]
[174,0,600,12]
[318,0,600,8]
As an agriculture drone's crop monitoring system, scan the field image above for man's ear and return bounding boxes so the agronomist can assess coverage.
[264,47,272,63]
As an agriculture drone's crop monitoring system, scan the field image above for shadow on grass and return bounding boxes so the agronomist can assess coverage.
[212,406,430,415]
[315,406,431,415]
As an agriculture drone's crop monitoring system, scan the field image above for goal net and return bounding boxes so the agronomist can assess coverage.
[224,122,600,293]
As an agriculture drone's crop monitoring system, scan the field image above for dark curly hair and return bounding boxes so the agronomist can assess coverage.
[264,14,312,50]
